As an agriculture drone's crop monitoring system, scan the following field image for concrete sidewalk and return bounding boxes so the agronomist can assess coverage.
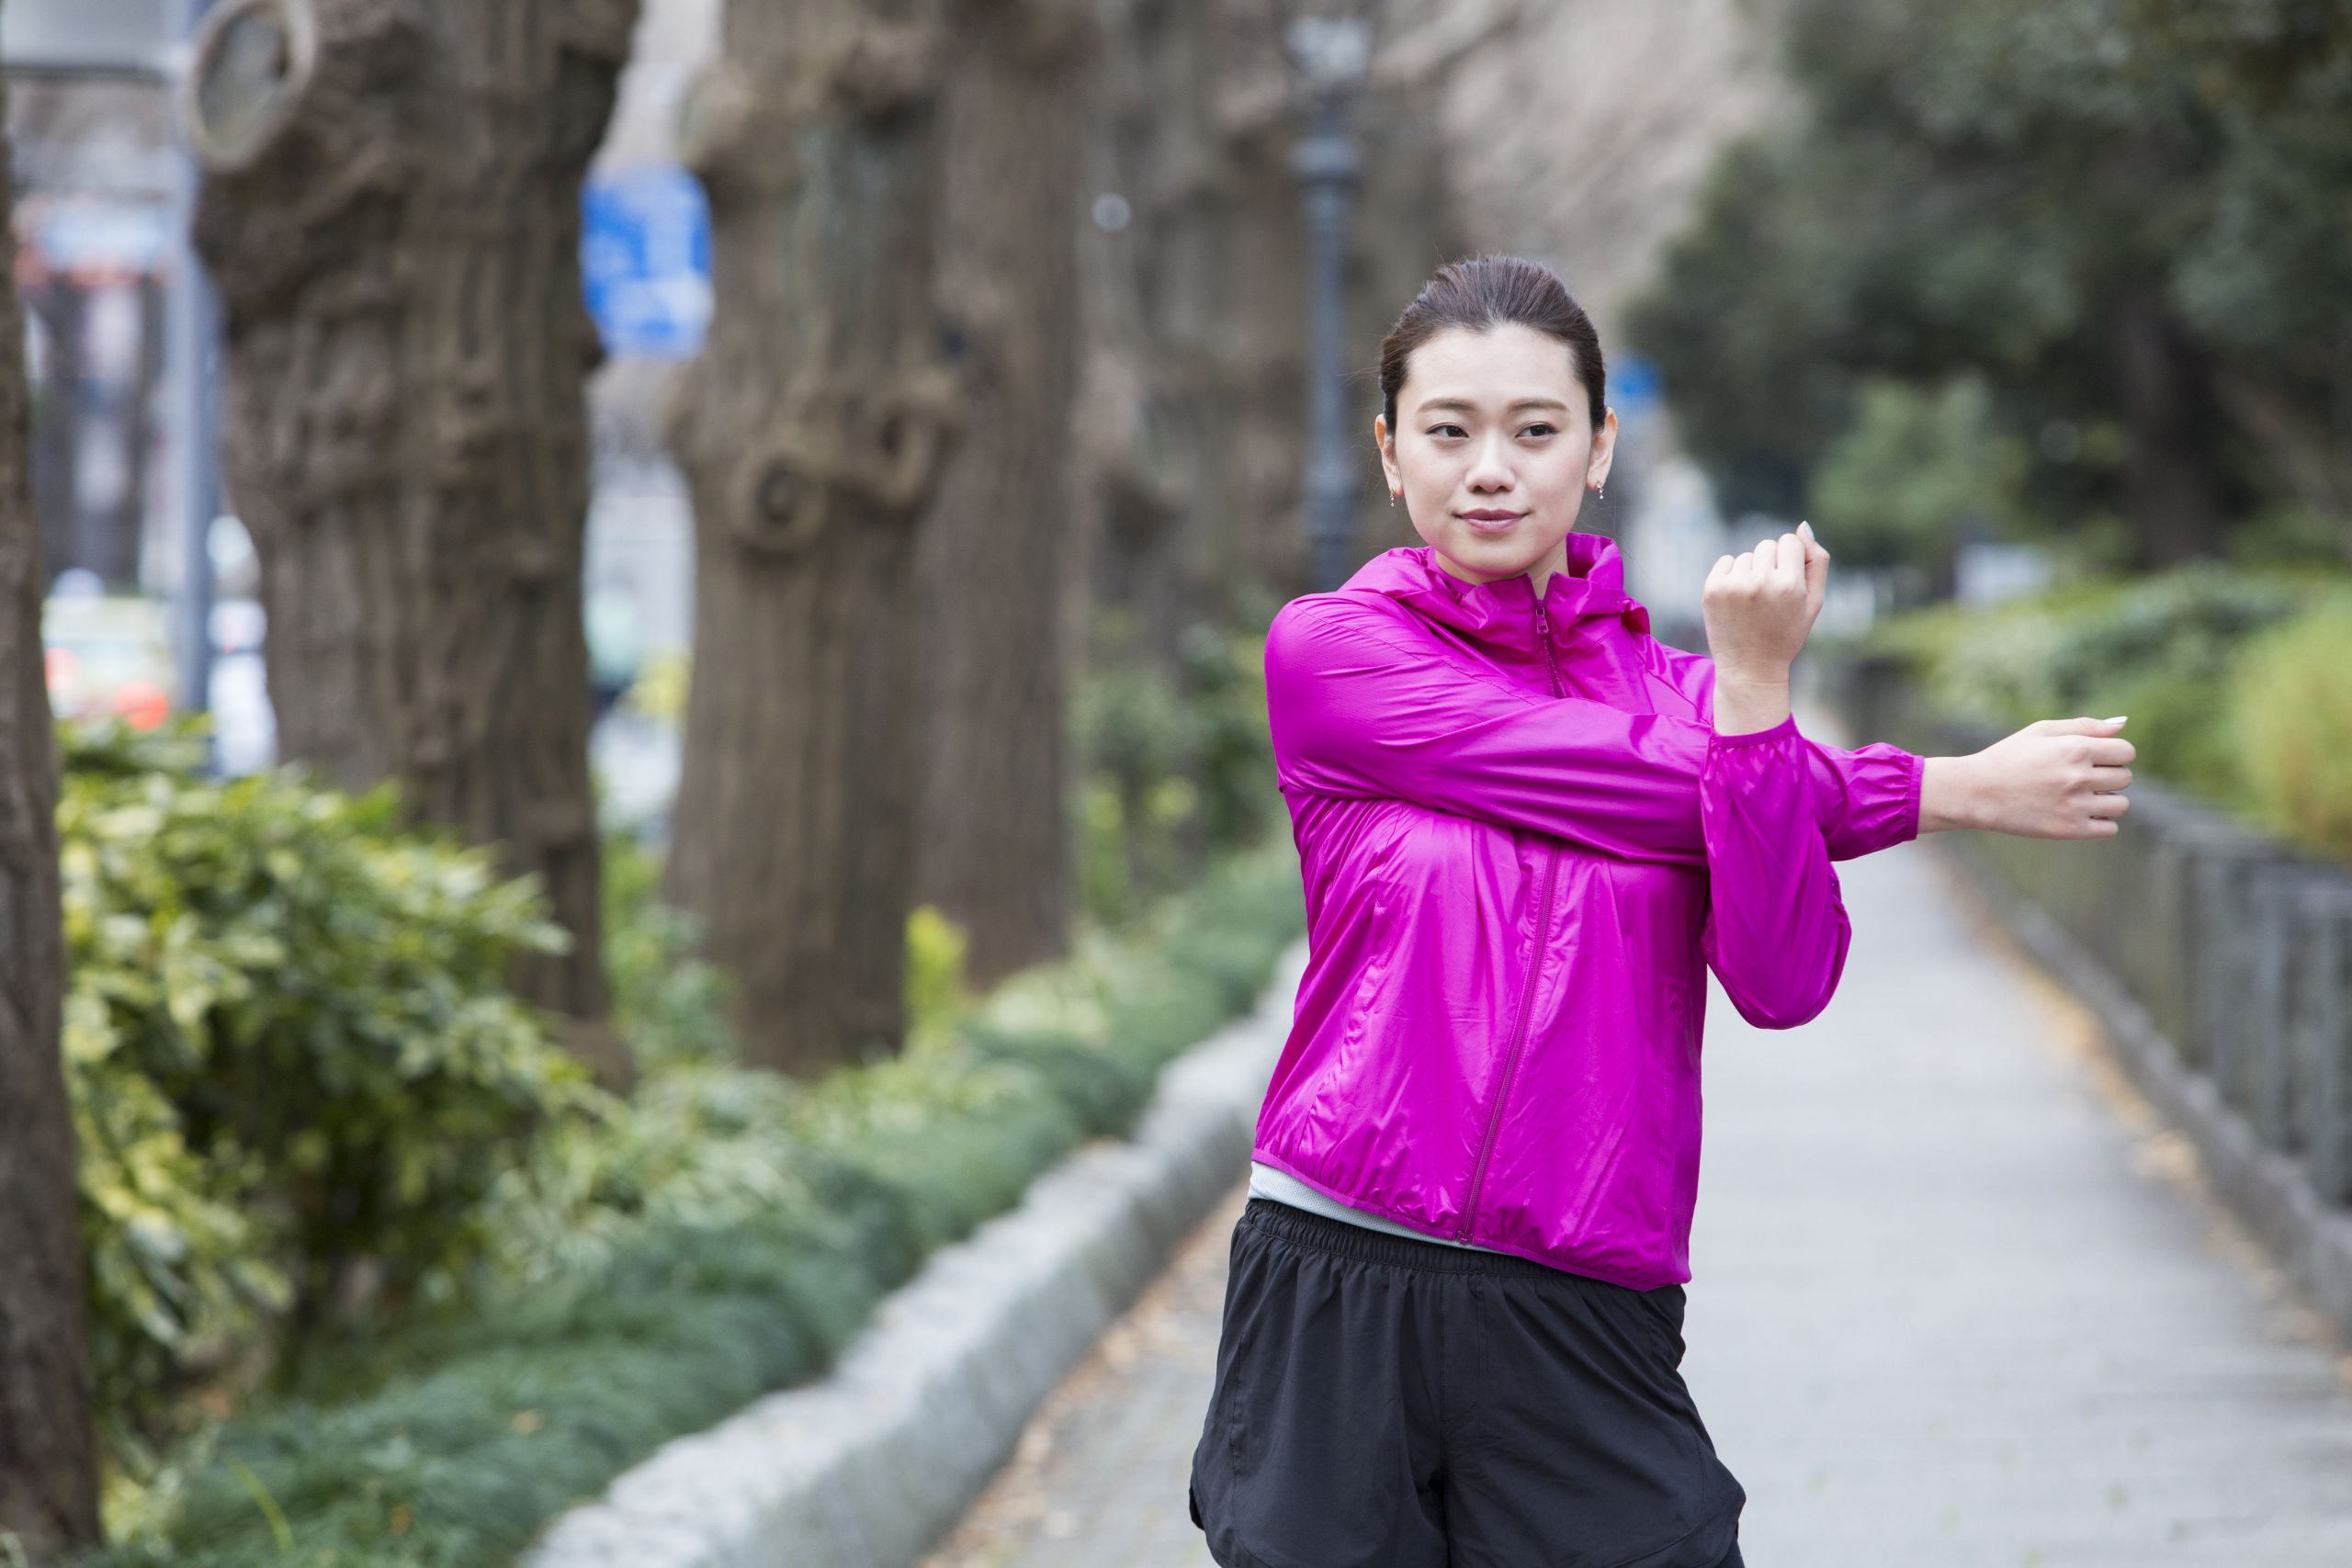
[1690,841,2352,1565]
[930,838,2352,1566]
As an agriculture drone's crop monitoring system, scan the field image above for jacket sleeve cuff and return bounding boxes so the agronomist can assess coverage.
[1838,744,1924,851]
[1706,711,1801,750]
[1711,718,1926,854]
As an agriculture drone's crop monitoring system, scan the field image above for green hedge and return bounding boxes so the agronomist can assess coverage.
[1074,614,1281,922]
[60,719,589,1473]
[1849,563,2352,859]
[2233,595,2352,862]
[79,835,1306,1568]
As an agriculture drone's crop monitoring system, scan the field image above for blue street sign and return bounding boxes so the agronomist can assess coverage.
[582,166,711,360]
[1612,353,1661,410]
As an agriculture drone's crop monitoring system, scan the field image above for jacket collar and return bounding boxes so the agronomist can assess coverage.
[1337,534,1653,658]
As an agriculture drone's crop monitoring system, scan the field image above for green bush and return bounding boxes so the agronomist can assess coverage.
[597,830,735,1072]
[60,718,589,1457]
[1853,562,2351,852]
[1074,615,1279,924]
[903,901,977,1047]
[79,838,1306,1568]
[1810,373,2032,576]
[1859,562,2335,805]
[2232,593,2352,863]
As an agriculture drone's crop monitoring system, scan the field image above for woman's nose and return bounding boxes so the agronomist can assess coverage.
[1466,435,1515,490]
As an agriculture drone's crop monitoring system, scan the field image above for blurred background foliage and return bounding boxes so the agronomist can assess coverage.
[1807,374,2037,581]
[1858,565,2352,858]
[1628,0,2352,581]
[1074,592,1283,925]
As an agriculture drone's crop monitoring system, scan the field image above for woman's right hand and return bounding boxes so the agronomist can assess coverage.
[1702,525,1826,680]
[1920,716,2135,838]
[1702,523,1829,735]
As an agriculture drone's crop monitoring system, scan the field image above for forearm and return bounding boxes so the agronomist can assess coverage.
[1687,653,1918,859]
[1700,715,1852,1028]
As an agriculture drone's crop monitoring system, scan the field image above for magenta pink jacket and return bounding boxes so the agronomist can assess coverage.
[1253,534,1923,1288]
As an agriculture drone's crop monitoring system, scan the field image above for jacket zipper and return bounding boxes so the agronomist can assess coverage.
[1455,602,1566,1242]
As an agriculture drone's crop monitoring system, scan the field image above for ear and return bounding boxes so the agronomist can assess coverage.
[1372,414,1402,493]
[1585,407,1619,491]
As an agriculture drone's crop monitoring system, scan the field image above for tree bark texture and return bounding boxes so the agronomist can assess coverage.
[1077,0,1266,664]
[2213,360,2352,556]
[1077,0,1472,659]
[663,0,961,1075]
[97,276,166,590]
[910,0,1093,989]
[26,282,83,587]
[1345,72,1481,562]
[2115,292,2225,569]
[185,0,638,1089]
[0,38,105,1558]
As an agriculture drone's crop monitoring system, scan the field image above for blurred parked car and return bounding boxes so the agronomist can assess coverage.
[43,576,174,729]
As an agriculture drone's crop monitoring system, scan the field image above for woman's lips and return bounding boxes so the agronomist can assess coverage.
[1459,511,1523,533]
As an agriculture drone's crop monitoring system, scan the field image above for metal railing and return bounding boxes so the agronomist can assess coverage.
[1830,650,2352,1207]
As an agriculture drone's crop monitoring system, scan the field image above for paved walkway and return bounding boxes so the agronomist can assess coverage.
[914,1177,1236,1568]
[1690,843,2352,1565]
[922,838,2352,1566]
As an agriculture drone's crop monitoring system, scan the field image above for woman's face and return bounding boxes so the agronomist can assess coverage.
[1374,321,1619,586]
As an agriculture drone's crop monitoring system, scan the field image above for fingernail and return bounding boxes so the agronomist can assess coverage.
[2104,715,2127,724]
[1798,520,1815,539]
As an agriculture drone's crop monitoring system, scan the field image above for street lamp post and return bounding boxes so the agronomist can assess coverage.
[1283,1,1386,593]
[165,0,220,733]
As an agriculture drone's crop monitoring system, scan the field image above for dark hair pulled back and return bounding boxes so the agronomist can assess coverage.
[1378,254,1607,437]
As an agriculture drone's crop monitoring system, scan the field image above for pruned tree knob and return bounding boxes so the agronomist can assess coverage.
[182,0,322,174]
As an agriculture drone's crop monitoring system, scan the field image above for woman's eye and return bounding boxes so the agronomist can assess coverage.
[1424,422,1555,439]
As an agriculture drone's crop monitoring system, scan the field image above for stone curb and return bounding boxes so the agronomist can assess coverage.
[1944,843,2352,1342]
[519,935,1308,1568]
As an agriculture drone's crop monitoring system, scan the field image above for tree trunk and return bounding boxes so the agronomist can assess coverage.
[2212,360,2352,557]
[2114,292,2225,569]
[1080,0,1463,649]
[186,0,638,1089]
[1075,0,1226,670]
[663,0,960,1075]
[0,39,105,1558]
[1195,0,1312,615]
[95,275,166,590]
[26,281,83,586]
[910,0,1092,989]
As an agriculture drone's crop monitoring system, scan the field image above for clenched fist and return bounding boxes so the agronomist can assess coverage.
[1703,522,1829,735]
[1922,716,2135,839]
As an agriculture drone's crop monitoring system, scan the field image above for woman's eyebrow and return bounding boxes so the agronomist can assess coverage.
[1417,397,1571,415]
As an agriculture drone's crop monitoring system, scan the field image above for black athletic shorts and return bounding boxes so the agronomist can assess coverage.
[1188,1197,1747,1568]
